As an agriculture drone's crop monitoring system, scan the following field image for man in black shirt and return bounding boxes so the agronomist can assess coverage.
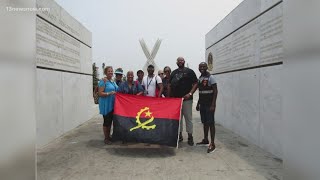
[168,57,198,146]
[196,62,218,153]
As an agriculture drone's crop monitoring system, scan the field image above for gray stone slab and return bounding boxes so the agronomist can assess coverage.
[36,69,63,147]
[230,69,260,146]
[214,73,233,128]
[259,65,283,158]
[62,72,83,133]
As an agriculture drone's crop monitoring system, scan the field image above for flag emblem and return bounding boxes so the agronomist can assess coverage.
[130,107,156,131]
[113,93,182,147]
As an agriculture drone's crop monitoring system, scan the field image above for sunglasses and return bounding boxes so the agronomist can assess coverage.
[158,73,164,75]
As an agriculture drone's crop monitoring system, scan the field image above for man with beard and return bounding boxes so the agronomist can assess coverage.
[168,57,198,146]
[196,62,218,153]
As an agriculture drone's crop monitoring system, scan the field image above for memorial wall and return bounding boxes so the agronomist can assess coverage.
[35,0,97,147]
[206,0,283,158]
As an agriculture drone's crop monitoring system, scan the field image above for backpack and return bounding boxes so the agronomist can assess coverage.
[93,86,99,104]
[171,68,186,88]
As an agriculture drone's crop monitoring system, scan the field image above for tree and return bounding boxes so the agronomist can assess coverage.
[92,63,98,92]
[102,63,105,71]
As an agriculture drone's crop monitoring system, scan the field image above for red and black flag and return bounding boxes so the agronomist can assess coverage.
[112,93,182,147]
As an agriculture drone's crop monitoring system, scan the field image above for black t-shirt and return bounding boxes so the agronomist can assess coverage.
[198,72,216,105]
[169,67,197,98]
[162,77,169,97]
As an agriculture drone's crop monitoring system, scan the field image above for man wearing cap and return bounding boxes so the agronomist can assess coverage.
[141,65,163,97]
[114,68,124,86]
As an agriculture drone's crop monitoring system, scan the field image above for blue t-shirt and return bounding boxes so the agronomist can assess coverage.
[98,79,118,115]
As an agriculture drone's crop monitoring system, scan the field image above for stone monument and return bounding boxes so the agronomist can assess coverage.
[36,0,96,147]
[206,0,283,158]
[139,38,162,74]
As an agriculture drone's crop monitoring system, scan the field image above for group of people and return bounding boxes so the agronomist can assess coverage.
[98,57,218,153]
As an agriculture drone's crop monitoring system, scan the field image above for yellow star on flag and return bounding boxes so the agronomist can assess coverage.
[145,111,152,117]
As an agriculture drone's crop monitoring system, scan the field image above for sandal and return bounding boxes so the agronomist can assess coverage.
[196,139,209,146]
[104,138,112,145]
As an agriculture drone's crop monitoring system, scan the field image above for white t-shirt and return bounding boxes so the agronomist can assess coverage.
[141,75,162,97]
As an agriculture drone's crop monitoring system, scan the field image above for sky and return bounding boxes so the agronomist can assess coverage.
[55,0,243,76]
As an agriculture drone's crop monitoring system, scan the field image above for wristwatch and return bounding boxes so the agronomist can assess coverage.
[188,92,192,96]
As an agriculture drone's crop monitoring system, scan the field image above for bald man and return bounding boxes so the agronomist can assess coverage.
[168,57,198,146]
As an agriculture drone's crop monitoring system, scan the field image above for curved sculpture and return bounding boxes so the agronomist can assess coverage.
[139,38,162,73]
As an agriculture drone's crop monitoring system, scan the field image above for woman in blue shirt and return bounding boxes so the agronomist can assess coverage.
[98,66,118,144]
[117,71,144,95]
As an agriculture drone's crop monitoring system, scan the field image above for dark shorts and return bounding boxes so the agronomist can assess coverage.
[200,105,215,125]
[103,110,114,127]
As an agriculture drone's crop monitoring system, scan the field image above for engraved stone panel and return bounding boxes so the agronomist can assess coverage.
[36,17,92,73]
[205,0,282,48]
[36,17,81,72]
[36,0,92,46]
[258,4,283,65]
[206,3,283,74]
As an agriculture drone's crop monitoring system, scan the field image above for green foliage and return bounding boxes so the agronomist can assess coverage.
[92,63,99,91]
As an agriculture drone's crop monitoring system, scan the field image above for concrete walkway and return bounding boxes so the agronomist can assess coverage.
[37,104,283,180]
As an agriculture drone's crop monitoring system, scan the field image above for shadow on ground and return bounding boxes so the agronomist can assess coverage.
[87,139,176,158]
[106,147,176,158]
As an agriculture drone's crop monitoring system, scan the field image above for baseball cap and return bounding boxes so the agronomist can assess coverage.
[137,69,144,74]
[114,68,123,75]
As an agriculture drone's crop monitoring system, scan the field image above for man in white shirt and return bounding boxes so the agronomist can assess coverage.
[142,65,163,97]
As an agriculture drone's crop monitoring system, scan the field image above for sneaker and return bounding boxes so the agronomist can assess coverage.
[196,139,209,146]
[187,136,194,146]
[179,133,183,142]
[207,144,216,153]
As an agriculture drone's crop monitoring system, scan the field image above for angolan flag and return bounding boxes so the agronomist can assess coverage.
[112,93,182,147]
